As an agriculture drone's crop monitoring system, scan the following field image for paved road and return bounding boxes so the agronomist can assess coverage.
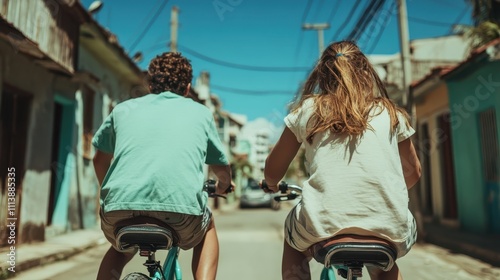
[11,204,500,280]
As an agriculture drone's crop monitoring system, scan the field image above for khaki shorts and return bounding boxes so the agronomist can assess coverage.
[100,208,212,251]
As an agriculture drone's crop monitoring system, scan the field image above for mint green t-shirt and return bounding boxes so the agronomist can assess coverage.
[92,91,228,215]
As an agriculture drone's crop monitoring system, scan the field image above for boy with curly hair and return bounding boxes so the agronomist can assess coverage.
[93,52,232,280]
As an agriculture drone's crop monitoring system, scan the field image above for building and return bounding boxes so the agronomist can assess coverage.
[0,0,145,245]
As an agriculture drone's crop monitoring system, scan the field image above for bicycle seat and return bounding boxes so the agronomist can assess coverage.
[312,235,397,271]
[114,216,178,252]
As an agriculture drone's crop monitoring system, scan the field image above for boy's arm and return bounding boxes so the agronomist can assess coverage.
[93,150,113,186]
[209,164,233,194]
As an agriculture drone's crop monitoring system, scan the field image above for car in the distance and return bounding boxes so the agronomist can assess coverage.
[239,179,280,210]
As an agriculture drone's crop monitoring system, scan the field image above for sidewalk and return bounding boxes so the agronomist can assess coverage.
[0,203,237,279]
[423,222,500,267]
[0,227,106,279]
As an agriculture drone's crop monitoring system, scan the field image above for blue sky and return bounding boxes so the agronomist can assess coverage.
[82,0,473,123]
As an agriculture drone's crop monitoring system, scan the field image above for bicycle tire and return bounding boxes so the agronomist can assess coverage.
[122,272,151,280]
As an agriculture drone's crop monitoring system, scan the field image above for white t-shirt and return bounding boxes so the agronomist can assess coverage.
[284,98,415,256]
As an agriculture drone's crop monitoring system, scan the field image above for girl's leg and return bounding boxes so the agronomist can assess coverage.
[192,216,219,280]
[97,246,135,280]
[367,263,403,280]
[282,240,311,280]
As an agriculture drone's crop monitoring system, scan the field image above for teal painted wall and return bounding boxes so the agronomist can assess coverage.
[446,60,500,233]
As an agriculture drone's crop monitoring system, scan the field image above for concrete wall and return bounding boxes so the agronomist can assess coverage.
[0,39,78,243]
[447,61,500,233]
[415,83,449,221]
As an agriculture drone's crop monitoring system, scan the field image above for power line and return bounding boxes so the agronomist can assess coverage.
[346,0,386,42]
[129,0,170,53]
[301,0,313,23]
[177,44,311,72]
[330,0,362,41]
[326,0,343,25]
[366,1,396,53]
[408,15,456,27]
[127,0,163,48]
[210,84,295,95]
[294,0,313,60]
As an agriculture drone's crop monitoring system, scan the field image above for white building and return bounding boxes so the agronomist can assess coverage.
[238,118,281,178]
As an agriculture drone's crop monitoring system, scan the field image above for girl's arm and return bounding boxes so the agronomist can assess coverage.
[264,127,301,191]
[398,138,421,189]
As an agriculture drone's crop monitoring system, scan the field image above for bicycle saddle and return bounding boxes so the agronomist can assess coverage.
[312,234,397,271]
[114,216,179,252]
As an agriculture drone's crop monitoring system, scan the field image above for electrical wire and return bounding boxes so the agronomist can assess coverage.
[346,0,386,42]
[326,0,343,25]
[210,84,295,95]
[127,0,163,48]
[128,0,170,53]
[408,15,457,27]
[177,44,311,72]
[366,1,396,53]
[330,0,361,41]
[294,0,313,61]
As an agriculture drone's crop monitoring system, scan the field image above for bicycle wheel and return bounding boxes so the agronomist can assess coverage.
[122,272,150,280]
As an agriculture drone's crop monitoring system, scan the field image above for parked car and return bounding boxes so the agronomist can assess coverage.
[239,179,280,210]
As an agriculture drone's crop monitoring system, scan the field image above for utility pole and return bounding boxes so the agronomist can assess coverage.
[397,0,411,110]
[397,0,424,242]
[302,23,330,58]
[170,6,179,52]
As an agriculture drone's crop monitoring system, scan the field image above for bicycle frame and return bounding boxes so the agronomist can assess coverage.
[161,247,182,280]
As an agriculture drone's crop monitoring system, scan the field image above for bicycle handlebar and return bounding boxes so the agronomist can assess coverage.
[260,180,302,201]
[203,179,233,199]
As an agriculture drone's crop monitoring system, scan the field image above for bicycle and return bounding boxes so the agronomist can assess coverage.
[262,181,398,280]
[115,179,226,280]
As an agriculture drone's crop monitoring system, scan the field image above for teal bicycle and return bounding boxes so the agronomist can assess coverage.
[263,181,398,280]
[117,180,225,280]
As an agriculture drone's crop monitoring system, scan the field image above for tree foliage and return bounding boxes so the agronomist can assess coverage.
[455,0,500,49]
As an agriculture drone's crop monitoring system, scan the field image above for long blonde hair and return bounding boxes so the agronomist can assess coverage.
[291,41,410,143]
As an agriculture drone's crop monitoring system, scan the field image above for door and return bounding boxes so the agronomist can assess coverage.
[438,113,458,219]
[0,88,32,246]
[47,97,75,227]
[478,108,500,233]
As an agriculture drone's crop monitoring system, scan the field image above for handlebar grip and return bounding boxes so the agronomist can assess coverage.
[204,179,217,194]
[278,181,288,193]
[261,180,269,191]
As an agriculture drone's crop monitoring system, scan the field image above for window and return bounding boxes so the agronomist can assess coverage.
[479,109,499,182]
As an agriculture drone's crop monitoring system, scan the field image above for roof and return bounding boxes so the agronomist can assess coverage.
[75,2,144,78]
[442,37,500,80]
[411,37,500,90]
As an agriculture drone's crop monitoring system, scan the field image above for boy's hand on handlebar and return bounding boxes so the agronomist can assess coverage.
[216,180,235,195]
[260,179,278,193]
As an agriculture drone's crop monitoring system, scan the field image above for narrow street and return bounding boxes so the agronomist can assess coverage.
[11,204,500,280]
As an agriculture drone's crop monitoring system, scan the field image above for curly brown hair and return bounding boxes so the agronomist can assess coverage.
[147,52,193,95]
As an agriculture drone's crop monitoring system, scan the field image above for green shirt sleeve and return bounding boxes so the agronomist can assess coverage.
[92,111,116,154]
[205,117,229,165]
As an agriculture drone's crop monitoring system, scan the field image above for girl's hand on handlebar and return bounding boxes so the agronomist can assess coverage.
[260,179,278,193]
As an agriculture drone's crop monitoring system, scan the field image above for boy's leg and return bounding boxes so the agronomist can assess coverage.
[97,246,135,280]
[367,263,403,280]
[191,216,219,280]
[282,240,311,280]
